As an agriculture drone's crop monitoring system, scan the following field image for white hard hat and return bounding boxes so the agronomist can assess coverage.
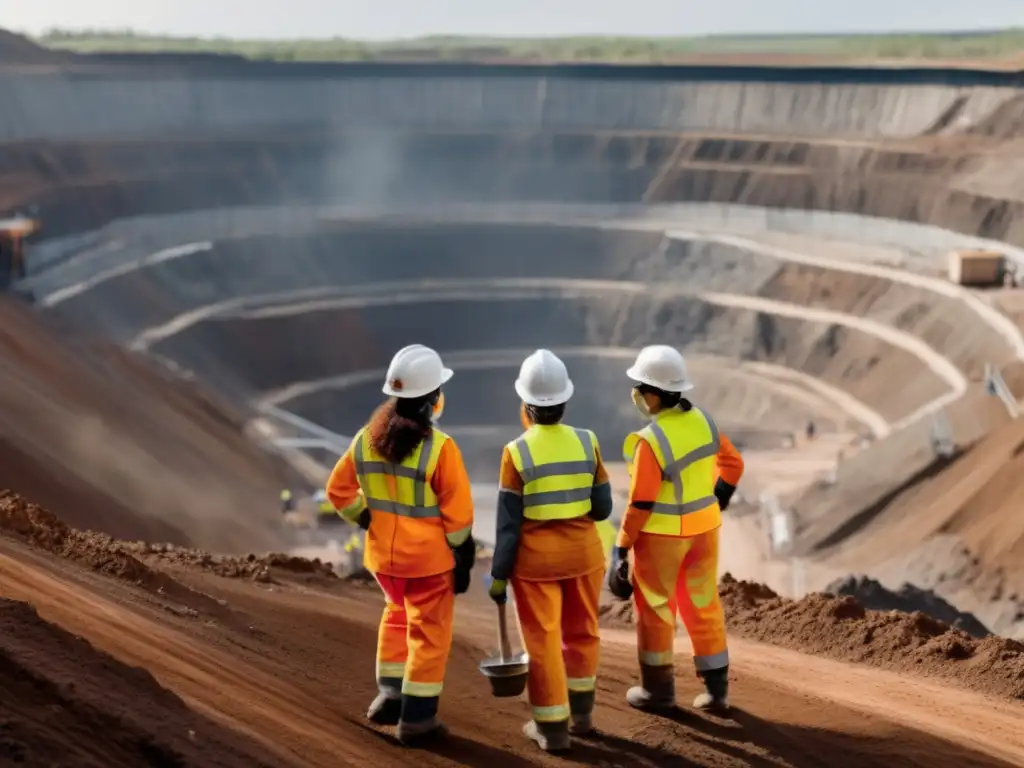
[382,344,453,399]
[515,349,574,407]
[626,345,694,393]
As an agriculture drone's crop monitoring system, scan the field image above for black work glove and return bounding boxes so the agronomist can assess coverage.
[714,479,737,512]
[607,546,633,600]
[451,535,476,595]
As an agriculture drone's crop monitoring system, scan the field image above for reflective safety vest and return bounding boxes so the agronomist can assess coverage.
[623,405,721,537]
[507,424,597,521]
[353,427,448,519]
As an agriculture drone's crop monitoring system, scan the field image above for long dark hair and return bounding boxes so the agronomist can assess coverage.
[367,389,440,464]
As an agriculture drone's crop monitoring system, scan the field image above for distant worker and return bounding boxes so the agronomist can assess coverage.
[326,344,475,745]
[488,350,613,753]
[607,345,744,713]
[280,488,294,515]
[313,489,335,515]
[312,489,343,527]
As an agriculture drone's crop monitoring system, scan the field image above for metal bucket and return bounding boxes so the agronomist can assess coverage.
[479,652,529,698]
[479,601,529,698]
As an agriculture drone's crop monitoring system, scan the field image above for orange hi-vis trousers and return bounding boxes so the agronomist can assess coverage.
[511,568,604,723]
[375,571,455,699]
[631,527,729,673]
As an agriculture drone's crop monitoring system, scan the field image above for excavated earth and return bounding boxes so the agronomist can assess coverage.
[3,491,1024,767]
[3,28,1024,766]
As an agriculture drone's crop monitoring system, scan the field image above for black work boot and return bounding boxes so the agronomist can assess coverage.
[625,664,676,711]
[693,666,730,712]
[568,690,595,735]
[523,719,571,752]
[396,694,447,746]
[367,682,402,725]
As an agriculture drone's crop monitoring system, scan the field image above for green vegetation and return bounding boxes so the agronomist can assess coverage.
[37,28,1024,63]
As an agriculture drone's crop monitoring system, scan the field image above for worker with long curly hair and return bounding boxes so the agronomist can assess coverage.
[326,344,475,746]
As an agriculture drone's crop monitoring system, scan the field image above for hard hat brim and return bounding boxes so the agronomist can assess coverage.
[626,366,694,393]
[516,377,574,407]
[382,366,455,399]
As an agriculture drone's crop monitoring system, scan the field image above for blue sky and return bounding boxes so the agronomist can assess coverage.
[4,0,1022,39]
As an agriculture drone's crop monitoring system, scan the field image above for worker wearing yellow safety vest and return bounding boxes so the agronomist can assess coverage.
[280,488,294,515]
[607,345,744,713]
[487,350,614,753]
[326,345,475,745]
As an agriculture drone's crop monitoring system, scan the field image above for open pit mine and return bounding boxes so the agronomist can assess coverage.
[0,28,1023,768]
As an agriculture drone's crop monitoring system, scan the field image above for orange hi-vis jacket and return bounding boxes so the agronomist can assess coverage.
[326,427,474,578]
[617,406,744,549]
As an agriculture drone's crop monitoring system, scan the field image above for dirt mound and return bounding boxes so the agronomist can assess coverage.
[827,575,991,638]
[0,598,274,767]
[0,490,209,608]
[135,541,338,584]
[720,574,1024,700]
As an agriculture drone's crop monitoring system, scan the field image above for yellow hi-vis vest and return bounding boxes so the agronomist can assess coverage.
[508,424,598,521]
[623,405,721,537]
[353,427,447,520]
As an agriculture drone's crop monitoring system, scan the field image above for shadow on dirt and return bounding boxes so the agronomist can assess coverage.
[597,705,1022,768]
[355,722,540,767]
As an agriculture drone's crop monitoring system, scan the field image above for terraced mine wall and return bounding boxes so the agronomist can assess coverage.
[3,61,1023,243]
[4,59,1021,512]
[27,216,1019,483]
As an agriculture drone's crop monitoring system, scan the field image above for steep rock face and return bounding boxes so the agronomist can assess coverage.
[4,128,1023,247]
[0,67,1015,142]
[0,59,1020,241]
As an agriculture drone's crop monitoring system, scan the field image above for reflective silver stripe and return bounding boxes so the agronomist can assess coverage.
[522,459,595,479]
[649,495,718,516]
[414,432,434,508]
[514,436,537,482]
[693,648,729,671]
[355,431,441,519]
[522,486,593,508]
[573,428,596,465]
[364,498,441,518]
[357,462,424,480]
[662,407,720,476]
[515,429,596,484]
[646,422,683,501]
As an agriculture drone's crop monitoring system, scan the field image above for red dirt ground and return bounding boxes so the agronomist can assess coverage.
[1,491,1023,767]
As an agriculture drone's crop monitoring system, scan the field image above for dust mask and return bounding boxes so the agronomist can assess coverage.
[631,388,653,420]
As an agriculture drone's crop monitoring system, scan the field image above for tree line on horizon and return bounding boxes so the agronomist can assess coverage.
[35,27,1024,63]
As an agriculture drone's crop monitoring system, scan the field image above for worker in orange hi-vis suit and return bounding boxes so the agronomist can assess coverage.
[487,350,614,753]
[326,344,475,746]
[607,345,744,713]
